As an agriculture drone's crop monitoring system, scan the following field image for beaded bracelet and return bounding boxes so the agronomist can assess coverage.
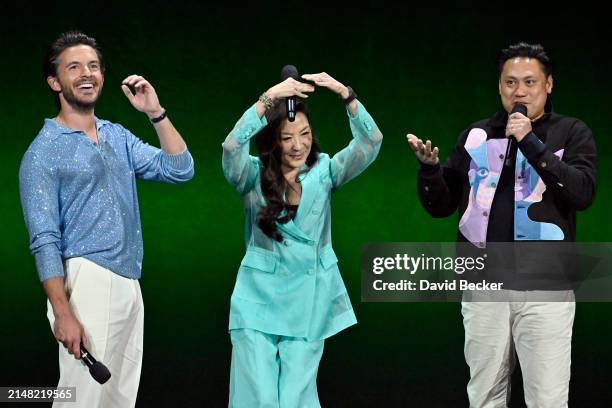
[258,92,274,110]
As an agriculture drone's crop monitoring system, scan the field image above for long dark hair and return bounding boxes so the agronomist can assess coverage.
[256,101,320,241]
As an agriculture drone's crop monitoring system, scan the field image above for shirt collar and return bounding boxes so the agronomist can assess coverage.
[43,116,110,138]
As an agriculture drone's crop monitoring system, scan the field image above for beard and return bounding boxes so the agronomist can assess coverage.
[59,80,102,113]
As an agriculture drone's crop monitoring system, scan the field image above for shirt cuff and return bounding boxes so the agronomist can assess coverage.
[34,244,65,282]
[517,132,546,163]
[234,103,268,144]
[419,162,441,177]
[347,100,378,139]
[161,148,193,171]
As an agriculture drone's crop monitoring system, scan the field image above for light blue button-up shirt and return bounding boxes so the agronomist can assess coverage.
[19,118,194,281]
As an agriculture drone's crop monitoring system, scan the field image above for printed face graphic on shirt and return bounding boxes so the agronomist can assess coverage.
[459,128,565,245]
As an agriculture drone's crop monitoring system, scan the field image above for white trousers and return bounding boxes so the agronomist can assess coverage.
[461,290,575,408]
[47,257,144,408]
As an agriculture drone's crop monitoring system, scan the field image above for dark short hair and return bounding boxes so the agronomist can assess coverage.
[496,42,552,78]
[43,31,106,109]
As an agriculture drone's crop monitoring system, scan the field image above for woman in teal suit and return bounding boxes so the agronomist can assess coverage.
[222,72,382,407]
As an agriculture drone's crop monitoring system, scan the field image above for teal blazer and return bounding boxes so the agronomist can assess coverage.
[222,101,382,340]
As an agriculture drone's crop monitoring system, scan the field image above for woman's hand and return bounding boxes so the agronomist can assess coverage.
[266,78,315,101]
[301,72,349,98]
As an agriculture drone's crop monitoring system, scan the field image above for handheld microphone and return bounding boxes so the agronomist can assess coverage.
[504,103,528,167]
[281,65,299,122]
[80,344,111,384]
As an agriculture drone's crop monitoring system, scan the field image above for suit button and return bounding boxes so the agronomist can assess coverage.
[424,186,430,192]
[482,211,488,217]
[490,182,497,188]
[540,161,547,168]
[307,269,314,275]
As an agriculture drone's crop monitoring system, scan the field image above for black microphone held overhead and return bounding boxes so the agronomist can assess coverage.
[281,65,299,122]
[80,344,111,384]
[504,103,528,167]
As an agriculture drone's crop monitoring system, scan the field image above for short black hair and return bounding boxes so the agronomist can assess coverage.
[43,31,105,109]
[496,42,552,78]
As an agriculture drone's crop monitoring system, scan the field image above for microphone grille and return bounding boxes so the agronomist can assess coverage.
[281,65,299,80]
[512,103,528,116]
[90,362,112,384]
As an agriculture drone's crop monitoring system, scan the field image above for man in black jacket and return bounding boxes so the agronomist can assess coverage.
[406,43,597,407]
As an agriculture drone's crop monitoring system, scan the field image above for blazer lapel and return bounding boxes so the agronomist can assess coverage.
[276,166,319,243]
[277,219,313,243]
[293,166,318,227]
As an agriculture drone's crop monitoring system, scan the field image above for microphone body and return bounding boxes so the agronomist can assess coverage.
[504,104,528,167]
[281,65,299,122]
[80,344,111,384]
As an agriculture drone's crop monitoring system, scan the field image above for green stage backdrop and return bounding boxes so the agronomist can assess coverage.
[1,2,610,407]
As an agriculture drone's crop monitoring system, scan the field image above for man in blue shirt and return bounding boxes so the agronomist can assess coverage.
[19,31,194,407]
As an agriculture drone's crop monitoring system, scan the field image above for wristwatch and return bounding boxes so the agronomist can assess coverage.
[150,109,168,124]
[341,86,357,104]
